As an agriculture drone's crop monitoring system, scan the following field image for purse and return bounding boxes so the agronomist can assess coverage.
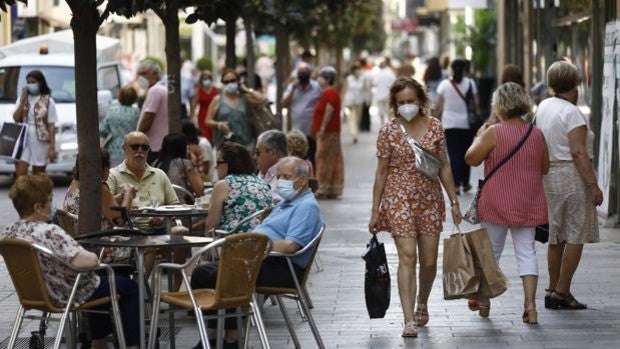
[464,123,534,224]
[535,224,549,243]
[0,122,27,161]
[398,122,441,179]
[244,92,281,138]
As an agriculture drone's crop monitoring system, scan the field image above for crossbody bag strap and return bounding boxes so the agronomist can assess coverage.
[449,79,468,105]
[482,123,534,185]
[398,122,430,152]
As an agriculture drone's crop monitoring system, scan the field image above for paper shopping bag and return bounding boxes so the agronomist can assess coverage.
[442,233,479,300]
[464,228,508,299]
[0,122,26,161]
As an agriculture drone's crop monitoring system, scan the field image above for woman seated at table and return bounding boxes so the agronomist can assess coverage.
[153,133,204,203]
[202,141,273,234]
[63,150,137,262]
[2,174,140,349]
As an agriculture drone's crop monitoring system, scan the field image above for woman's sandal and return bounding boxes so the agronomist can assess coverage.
[549,291,587,310]
[522,307,538,324]
[402,321,418,337]
[544,288,554,309]
[414,304,429,327]
[478,303,491,318]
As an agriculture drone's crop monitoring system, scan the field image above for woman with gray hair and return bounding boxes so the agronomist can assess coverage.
[535,61,603,311]
[465,82,549,323]
[312,66,344,198]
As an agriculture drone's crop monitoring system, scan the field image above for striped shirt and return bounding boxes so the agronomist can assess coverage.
[478,123,548,226]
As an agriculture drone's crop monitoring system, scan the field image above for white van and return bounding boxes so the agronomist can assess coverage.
[0,32,123,175]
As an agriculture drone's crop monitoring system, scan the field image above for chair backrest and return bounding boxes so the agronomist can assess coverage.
[0,239,62,312]
[296,224,326,287]
[213,233,271,308]
[55,208,78,238]
[229,206,273,234]
[172,184,195,205]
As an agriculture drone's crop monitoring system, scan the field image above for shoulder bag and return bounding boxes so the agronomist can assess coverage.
[398,122,441,179]
[244,91,281,138]
[464,123,534,224]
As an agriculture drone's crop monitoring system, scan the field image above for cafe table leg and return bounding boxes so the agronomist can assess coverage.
[168,249,176,349]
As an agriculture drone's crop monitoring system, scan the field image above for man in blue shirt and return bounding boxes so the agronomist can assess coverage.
[190,157,324,347]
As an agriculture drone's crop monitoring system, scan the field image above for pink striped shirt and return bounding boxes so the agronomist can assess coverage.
[477,123,548,226]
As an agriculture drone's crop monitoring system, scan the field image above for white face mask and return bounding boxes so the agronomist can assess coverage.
[276,178,298,201]
[137,76,150,90]
[397,103,420,122]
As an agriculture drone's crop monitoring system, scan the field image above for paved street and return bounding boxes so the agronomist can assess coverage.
[0,122,619,348]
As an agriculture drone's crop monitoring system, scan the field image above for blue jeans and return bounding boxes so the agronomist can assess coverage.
[87,275,140,346]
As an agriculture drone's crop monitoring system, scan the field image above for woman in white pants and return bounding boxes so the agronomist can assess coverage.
[465,82,549,324]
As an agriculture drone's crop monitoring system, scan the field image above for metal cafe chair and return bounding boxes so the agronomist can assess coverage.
[213,207,274,237]
[148,233,272,349]
[255,224,326,349]
[172,184,196,205]
[54,208,79,238]
[0,239,126,349]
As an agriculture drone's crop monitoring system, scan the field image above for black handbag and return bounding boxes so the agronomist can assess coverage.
[362,234,391,318]
[450,79,481,130]
[535,224,549,243]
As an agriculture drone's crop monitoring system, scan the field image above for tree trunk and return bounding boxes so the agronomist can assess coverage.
[225,17,237,69]
[244,16,255,89]
[164,0,182,134]
[67,0,101,234]
[275,24,289,130]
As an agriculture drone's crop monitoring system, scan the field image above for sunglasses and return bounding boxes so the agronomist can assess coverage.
[128,144,150,151]
[222,79,237,84]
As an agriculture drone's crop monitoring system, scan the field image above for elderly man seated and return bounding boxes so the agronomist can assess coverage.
[255,129,288,201]
[190,156,324,348]
[107,131,179,231]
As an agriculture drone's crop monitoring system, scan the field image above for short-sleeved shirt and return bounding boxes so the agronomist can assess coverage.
[375,118,446,238]
[284,80,322,135]
[1,220,100,307]
[254,190,324,268]
[535,97,594,161]
[220,174,273,232]
[436,77,478,129]
[106,161,179,229]
[139,81,168,152]
[312,87,341,133]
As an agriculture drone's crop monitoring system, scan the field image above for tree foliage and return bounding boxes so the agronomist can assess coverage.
[453,9,497,77]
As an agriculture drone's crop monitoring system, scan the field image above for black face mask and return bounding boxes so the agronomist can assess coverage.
[297,73,310,84]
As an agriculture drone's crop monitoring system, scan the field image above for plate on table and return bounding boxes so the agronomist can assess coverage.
[154,205,193,212]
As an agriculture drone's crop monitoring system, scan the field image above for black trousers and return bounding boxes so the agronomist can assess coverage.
[360,102,371,132]
[191,256,304,328]
[306,134,317,169]
[444,128,474,188]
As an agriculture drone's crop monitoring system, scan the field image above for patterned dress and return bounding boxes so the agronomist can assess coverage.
[220,174,273,232]
[100,104,140,160]
[1,220,100,307]
[375,117,446,238]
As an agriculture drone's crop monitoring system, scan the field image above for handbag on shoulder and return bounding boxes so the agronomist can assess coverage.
[244,92,281,138]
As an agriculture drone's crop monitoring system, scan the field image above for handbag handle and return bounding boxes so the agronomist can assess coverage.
[481,123,534,186]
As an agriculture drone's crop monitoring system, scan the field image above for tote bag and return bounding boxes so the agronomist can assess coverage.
[0,122,26,161]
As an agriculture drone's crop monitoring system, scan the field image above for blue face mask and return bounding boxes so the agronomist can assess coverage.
[276,178,298,201]
[202,79,212,88]
[27,83,40,95]
[225,82,238,94]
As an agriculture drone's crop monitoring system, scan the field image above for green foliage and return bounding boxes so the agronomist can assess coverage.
[453,10,497,77]
[196,55,213,71]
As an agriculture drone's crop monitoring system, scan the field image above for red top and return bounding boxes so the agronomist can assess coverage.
[197,86,218,142]
[312,87,341,133]
[477,123,548,226]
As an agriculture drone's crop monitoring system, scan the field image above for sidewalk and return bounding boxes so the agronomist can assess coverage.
[1,121,620,348]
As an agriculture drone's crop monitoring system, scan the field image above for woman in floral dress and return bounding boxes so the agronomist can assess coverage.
[369,77,462,337]
[100,85,140,166]
[203,141,273,233]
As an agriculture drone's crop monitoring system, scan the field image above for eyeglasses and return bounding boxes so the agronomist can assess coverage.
[222,79,237,84]
[128,144,150,151]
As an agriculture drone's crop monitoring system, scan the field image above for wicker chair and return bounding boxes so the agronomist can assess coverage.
[256,224,326,349]
[54,208,78,238]
[213,207,273,237]
[148,233,272,349]
[0,239,126,349]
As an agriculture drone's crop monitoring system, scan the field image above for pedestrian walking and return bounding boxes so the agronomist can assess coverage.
[434,58,480,194]
[342,63,365,144]
[372,57,397,125]
[136,59,169,164]
[369,77,462,337]
[12,70,58,177]
[312,66,344,199]
[422,57,443,112]
[535,61,604,310]
[192,70,219,142]
[100,85,140,166]
[464,82,549,323]
[478,64,525,133]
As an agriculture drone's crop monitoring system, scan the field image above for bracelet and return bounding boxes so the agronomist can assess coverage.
[450,199,459,206]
